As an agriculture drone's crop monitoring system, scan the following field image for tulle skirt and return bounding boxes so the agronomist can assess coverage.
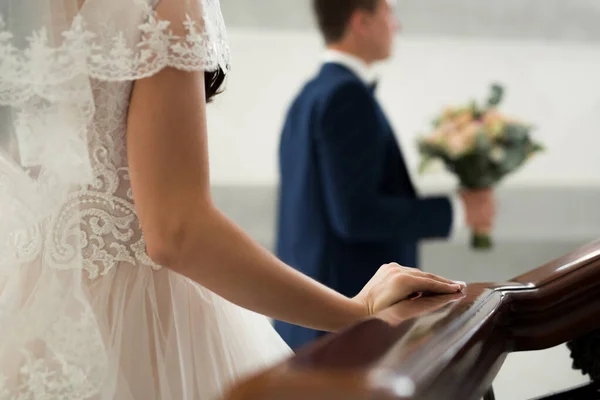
[0,261,293,400]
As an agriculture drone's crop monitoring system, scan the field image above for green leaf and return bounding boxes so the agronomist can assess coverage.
[530,142,545,153]
[470,100,483,119]
[502,123,529,143]
[487,83,504,108]
[418,157,432,174]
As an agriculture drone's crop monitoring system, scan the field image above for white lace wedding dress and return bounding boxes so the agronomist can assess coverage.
[0,0,292,399]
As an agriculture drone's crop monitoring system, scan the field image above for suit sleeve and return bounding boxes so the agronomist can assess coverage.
[315,82,453,242]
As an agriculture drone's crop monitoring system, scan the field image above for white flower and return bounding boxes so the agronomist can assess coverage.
[427,159,445,173]
[490,146,506,162]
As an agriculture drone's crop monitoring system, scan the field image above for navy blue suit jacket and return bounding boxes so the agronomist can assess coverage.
[274,63,453,350]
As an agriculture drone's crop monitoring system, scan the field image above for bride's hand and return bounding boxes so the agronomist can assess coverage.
[353,263,466,317]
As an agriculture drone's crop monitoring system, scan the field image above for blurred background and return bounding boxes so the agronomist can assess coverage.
[206,1,600,398]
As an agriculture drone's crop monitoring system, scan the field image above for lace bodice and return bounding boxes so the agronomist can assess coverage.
[6,78,160,281]
[73,79,160,279]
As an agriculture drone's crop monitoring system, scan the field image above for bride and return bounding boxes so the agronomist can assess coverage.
[0,0,464,398]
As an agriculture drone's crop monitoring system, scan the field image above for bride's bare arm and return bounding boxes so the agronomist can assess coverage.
[125,0,462,333]
[127,66,462,332]
[127,66,368,331]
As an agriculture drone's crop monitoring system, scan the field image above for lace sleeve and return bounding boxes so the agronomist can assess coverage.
[0,0,230,95]
[82,0,230,80]
[0,0,230,230]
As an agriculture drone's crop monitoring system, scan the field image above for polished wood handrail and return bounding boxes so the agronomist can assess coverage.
[224,239,600,400]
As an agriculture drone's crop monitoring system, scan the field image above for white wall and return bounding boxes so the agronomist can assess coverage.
[207,30,600,190]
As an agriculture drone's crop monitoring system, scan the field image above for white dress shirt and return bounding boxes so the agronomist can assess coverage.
[322,49,465,238]
[322,49,377,85]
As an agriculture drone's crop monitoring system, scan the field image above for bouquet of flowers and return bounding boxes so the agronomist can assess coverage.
[417,83,544,249]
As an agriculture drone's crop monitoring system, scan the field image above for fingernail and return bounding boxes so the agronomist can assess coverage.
[452,284,461,291]
[454,281,466,288]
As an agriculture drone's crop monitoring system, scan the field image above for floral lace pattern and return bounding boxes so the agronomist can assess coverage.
[54,79,163,279]
[0,278,107,400]
[0,0,230,105]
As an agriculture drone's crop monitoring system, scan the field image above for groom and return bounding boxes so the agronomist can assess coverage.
[274,0,493,350]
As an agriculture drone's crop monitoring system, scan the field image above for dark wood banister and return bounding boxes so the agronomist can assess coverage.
[223,239,600,400]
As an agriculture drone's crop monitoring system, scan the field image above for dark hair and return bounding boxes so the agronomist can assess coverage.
[204,68,227,102]
[312,0,380,44]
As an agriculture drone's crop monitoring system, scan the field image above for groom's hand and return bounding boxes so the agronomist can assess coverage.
[461,189,495,233]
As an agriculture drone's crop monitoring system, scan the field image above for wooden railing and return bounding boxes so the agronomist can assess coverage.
[224,240,600,400]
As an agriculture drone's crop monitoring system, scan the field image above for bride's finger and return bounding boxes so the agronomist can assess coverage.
[408,270,463,287]
[386,263,466,289]
[404,276,462,296]
[388,264,462,287]
[417,271,467,288]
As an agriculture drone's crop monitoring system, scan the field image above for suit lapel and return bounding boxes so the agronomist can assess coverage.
[318,63,416,195]
[371,96,417,196]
